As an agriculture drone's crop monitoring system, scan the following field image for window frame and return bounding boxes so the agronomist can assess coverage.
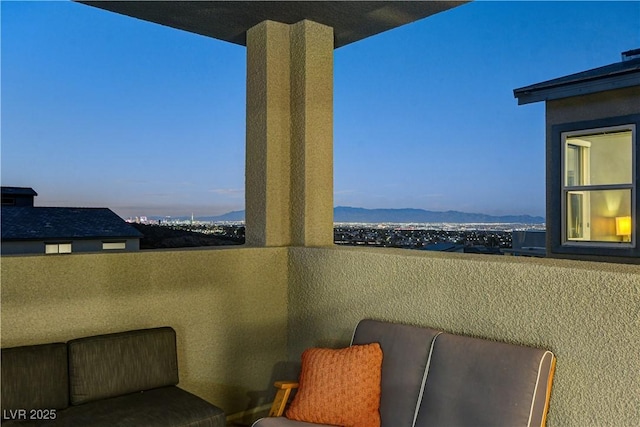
[45,242,73,254]
[551,114,639,259]
[563,137,592,242]
[561,125,635,248]
[102,241,127,250]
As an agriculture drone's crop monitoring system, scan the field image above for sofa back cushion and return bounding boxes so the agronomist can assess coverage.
[351,319,441,427]
[415,333,555,427]
[1,343,69,413]
[68,327,179,405]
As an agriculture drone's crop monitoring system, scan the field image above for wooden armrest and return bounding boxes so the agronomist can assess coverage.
[269,381,299,417]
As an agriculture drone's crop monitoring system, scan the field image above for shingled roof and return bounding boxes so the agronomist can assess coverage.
[1,207,143,241]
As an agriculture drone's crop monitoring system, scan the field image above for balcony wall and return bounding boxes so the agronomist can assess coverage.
[288,246,640,427]
[0,247,289,415]
[3,245,640,425]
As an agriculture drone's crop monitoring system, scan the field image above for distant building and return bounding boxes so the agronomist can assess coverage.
[1,186,37,207]
[1,187,142,255]
[514,49,640,263]
[502,230,546,257]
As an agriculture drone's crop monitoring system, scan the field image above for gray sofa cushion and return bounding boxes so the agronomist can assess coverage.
[51,386,225,427]
[415,333,555,427]
[2,388,226,427]
[351,319,440,427]
[1,343,69,414]
[68,327,179,405]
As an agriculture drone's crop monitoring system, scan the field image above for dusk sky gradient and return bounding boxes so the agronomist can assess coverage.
[2,1,639,219]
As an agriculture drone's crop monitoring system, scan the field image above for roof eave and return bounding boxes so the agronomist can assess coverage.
[514,72,640,105]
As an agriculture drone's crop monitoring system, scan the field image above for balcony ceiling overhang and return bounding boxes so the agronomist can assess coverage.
[78,1,467,48]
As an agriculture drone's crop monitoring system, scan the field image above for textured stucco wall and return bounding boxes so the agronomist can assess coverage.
[287,246,640,426]
[0,247,289,415]
[4,243,639,424]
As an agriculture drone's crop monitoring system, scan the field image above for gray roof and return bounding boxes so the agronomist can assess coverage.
[78,1,467,49]
[1,207,143,241]
[514,56,640,105]
[422,243,464,252]
[1,187,38,197]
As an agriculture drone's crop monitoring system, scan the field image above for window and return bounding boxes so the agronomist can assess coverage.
[562,126,634,245]
[551,114,638,259]
[103,241,126,250]
[45,243,72,254]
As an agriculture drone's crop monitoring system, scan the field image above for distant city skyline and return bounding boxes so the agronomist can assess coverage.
[2,1,639,219]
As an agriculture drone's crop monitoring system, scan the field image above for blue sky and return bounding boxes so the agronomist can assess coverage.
[2,1,639,219]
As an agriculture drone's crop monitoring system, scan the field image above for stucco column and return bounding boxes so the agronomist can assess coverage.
[289,20,334,246]
[246,20,292,247]
[245,20,334,247]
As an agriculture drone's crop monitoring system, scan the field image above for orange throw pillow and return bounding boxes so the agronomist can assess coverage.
[285,343,382,427]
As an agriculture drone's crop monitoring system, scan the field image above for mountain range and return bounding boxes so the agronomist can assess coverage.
[160,207,544,224]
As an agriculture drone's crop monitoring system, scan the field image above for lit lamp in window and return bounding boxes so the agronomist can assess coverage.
[615,216,632,242]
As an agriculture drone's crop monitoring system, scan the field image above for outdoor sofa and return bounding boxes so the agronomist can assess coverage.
[1,327,225,426]
[254,319,556,427]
